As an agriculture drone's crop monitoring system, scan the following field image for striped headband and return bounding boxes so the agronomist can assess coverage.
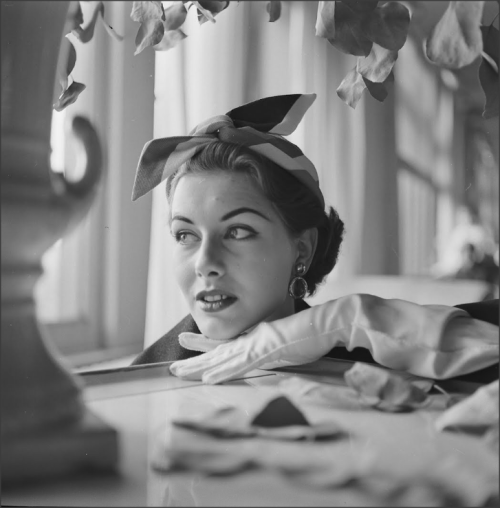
[131,93,324,207]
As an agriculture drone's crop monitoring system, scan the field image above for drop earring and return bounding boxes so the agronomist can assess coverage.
[288,262,308,299]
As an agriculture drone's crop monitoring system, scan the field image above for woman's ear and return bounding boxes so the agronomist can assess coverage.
[295,227,318,270]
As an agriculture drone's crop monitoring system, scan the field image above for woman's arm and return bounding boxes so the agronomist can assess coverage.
[170,294,499,384]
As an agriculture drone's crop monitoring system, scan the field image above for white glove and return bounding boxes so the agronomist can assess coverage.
[170,294,499,385]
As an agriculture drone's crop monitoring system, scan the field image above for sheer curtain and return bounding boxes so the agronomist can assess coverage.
[145,1,374,348]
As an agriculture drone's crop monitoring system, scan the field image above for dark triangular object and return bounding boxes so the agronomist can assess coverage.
[251,396,310,428]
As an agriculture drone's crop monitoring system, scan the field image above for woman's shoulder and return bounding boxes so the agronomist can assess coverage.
[130,315,203,365]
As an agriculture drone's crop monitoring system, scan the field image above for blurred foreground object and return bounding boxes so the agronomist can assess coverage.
[1,1,117,484]
[432,206,499,300]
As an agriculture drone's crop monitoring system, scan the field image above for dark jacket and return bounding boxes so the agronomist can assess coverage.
[132,298,499,383]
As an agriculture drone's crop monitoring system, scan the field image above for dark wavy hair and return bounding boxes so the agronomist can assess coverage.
[166,141,345,295]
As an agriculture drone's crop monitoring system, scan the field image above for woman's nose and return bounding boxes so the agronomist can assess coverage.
[195,238,225,278]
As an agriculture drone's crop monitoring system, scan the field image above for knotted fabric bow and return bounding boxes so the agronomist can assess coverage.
[131,93,324,207]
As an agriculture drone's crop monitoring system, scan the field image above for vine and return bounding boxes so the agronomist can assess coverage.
[54,0,498,118]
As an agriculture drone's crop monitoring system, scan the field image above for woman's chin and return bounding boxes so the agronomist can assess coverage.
[200,328,241,341]
[195,317,254,341]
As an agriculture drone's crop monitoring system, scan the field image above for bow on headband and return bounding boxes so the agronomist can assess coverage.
[132,93,324,207]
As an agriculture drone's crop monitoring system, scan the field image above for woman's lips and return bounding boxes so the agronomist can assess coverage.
[197,296,237,313]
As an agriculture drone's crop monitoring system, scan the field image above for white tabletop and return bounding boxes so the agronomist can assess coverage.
[3,358,498,507]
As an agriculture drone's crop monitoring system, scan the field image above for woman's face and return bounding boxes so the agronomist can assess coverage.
[170,171,299,340]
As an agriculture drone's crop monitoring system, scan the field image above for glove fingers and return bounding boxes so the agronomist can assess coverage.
[192,344,304,384]
[169,350,219,379]
[178,332,232,353]
[170,348,243,380]
[202,345,330,384]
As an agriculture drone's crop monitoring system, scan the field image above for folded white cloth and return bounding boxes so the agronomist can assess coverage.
[435,380,499,432]
[171,294,499,384]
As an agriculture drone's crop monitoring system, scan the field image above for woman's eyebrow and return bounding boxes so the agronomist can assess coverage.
[171,215,194,224]
[221,207,271,222]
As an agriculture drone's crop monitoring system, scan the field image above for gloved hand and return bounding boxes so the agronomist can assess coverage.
[169,294,499,385]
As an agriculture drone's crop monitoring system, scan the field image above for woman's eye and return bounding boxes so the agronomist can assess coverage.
[226,227,256,240]
[173,231,198,245]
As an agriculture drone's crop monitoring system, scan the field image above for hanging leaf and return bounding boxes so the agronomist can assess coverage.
[266,1,281,22]
[344,363,430,412]
[339,42,399,107]
[130,1,164,23]
[68,1,84,32]
[425,1,485,69]
[131,1,166,55]
[72,1,104,43]
[479,24,499,118]
[316,1,408,65]
[153,29,187,51]
[135,19,165,55]
[53,80,86,112]
[193,2,215,24]
[327,1,373,57]
[198,0,230,14]
[66,38,77,76]
[193,0,229,24]
[336,66,367,108]
[155,1,188,51]
[57,37,77,93]
[361,1,410,51]
[340,0,378,14]
[53,36,79,110]
[54,1,125,111]
[362,73,390,102]
[315,1,337,39]
[99,3,124,41]
[357,43,398,82]
[163,2,188,31]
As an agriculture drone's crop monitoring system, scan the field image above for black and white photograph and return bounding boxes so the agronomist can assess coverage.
[2,1,499,506]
